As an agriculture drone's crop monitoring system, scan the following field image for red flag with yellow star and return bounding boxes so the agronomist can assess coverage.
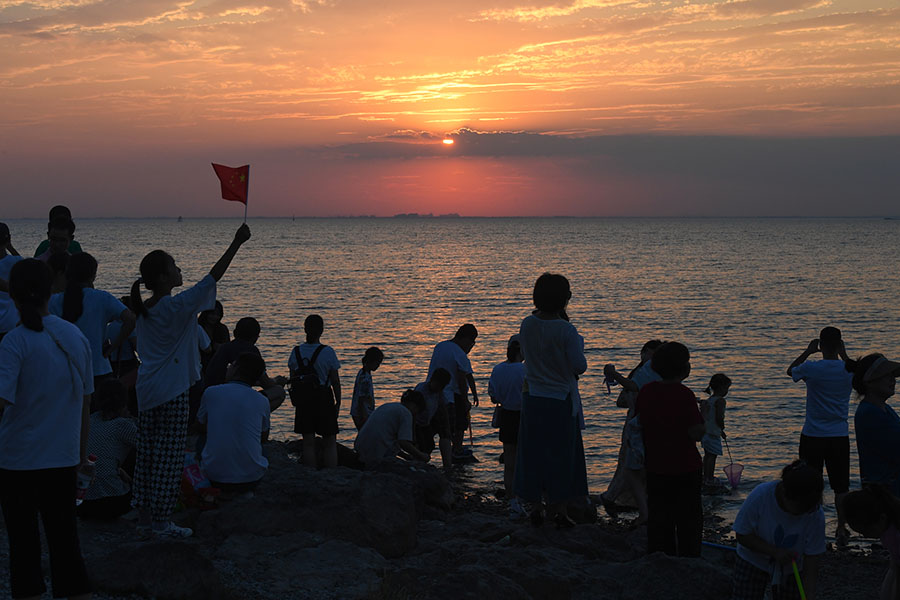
[211,163,250,204]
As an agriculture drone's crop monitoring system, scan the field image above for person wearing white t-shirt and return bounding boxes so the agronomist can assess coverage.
[732,461,825,600]
[129,224,251,538]
[0,222,24,339]
[0,258,93,599]
[288,314,342,468]
[489,335,525,517]
[354,390,430,467]
[48,252,136,391]
[515,273,587,528]
[427,324,480,456]
[198,353,270,492]
[787,326,854,543]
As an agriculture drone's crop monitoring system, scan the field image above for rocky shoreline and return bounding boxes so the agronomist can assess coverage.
[0,441,888,599]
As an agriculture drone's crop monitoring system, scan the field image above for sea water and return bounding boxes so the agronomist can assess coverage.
[8,217,900,531]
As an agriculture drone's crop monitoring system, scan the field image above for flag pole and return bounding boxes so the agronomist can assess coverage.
[243,166,249,224]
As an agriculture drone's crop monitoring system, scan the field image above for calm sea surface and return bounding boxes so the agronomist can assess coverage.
[8,217,900,531]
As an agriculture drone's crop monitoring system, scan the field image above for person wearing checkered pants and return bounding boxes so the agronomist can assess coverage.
[130,224,251,537]
[131,393,189,523]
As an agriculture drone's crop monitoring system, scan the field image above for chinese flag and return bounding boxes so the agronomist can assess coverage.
[211,163,250,204]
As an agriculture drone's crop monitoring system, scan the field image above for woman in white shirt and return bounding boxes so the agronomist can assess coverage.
[49,252,136,394]
[515,273,588,528]
[0,258,93,599]
[129,224,250,538]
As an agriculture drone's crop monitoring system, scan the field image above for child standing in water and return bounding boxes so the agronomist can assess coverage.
[351,347,384,431]
[130,224,250,538]
[701,373,731,486]
[844,485,900,600]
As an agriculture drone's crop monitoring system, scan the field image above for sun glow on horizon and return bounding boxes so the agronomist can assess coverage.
[442,139,455,145]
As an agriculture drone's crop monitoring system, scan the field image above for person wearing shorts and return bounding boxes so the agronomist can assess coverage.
[787,326,853,543]
[289,314,341,468]
[489,335,525,518]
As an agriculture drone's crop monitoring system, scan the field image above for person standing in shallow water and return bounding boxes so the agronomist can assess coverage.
[426,324,480,459]
[130,224,251,538]
[515,273,588,528]
[787,326,854,544]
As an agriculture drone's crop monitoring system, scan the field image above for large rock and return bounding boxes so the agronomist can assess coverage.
[193,443,453,558]
[90,540,230,600]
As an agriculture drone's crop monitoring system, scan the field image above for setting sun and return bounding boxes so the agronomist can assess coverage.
[442,139,454,145]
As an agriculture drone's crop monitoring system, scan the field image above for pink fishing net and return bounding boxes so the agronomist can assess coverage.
[723,462,744,489]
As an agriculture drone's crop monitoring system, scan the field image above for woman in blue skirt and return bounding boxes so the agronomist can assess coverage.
[514,272,588,528]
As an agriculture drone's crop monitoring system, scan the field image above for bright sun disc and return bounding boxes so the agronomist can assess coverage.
[442,139,454,145]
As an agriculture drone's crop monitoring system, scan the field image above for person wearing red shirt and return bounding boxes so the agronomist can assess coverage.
[635,341,706,556]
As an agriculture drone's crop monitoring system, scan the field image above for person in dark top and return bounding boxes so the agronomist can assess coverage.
[635,341,706,557]
[204,317,287,412]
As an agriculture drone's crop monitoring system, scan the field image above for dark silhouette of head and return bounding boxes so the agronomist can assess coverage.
[234,317,261,343]
[651,342,691,381]
[532,272,571,313]
[305,314,324,342]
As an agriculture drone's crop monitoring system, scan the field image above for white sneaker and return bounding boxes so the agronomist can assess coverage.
[151,521,193,538]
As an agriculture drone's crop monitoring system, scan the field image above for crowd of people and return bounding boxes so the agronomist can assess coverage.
[1,208,899,600]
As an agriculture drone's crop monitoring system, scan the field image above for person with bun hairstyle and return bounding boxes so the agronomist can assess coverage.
[850,353,900,497]
[732,460,825,600]
[0,259,93,599]
[129,223,251,538]
[843,485,900,599]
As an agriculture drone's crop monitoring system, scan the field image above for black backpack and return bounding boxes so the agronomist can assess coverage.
[289,344,325,407]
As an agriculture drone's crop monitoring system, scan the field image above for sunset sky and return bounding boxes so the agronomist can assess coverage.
[2,0,898,217]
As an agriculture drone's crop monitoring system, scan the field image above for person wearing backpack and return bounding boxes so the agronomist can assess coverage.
[288,314,341,468]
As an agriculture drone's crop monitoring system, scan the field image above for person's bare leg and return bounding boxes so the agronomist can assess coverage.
[323,435,338,468]
[503,442,517,499]
[626,468,648,525]
[439,436,452,470]
[302,433,317,467]
[835,491,849,544]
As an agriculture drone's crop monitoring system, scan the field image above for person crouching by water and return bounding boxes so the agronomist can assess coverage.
[515,273,588,529]
[413,368,453,470]
[731,460,825,600]
[130,223,251,538]
[0,259,93,599]
[635,341,705,556]
[354,389,430,467]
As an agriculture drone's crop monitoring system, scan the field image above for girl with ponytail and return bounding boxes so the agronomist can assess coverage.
[0,258,93,598]
[49,252,136,392]
[131,224,251,538]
